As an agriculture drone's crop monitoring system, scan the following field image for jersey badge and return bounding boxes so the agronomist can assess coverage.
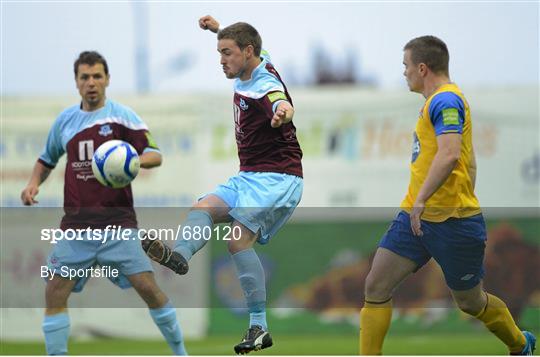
[239,98,249,111]
[442,108,460,126]
[98,124,113,137]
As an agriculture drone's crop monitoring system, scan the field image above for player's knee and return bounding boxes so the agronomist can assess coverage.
[453,294,484,315]
[364,272,393,301]
[45,279,72,308]
[192,200,212,210]
[131,278,162,300]
[227,239,252,254]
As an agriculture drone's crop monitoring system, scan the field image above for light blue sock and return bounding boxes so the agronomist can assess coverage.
[174,210,213,261]
[42,312,70,355]
[149,302,187,355]
[249,310,267,331]
[231,248,268,331]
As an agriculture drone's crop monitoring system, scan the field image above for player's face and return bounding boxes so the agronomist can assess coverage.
[403,50,422,93]
[76,63,110,111]
[218,39,248,79]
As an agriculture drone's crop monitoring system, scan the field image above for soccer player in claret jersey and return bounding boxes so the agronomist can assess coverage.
[359,36,536,355]
[21,51,187,355]
[142,16,303,354]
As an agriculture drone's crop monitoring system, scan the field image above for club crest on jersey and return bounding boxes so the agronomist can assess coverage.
[239,98,249,111]
[98,124,113,137]
[411,132,421,163]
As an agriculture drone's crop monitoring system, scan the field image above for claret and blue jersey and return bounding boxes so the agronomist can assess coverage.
[38,99,159,230]
[208,50,304,243]
[232,51,303,178]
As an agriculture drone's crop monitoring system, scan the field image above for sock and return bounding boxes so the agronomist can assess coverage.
[249,309,267,331]
[231,248,268,331]
[42,312,70,355]
[474,293,526,353]
[149,301,187,355]
[174,210,214,261]
[359,298,392,355]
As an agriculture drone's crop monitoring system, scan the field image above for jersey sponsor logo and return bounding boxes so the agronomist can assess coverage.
[98,124,113,137]
[73,140,94,179]
[442,108,460,126]
[78,140,94,161]
[411,132,420,163]
[267,91,287,103]
[71,161,92,168]
[76,173,95,181]
[233,104,244,142]
[239,98,249,111]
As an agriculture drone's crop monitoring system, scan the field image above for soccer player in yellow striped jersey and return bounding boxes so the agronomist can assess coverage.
[359,36,536,355]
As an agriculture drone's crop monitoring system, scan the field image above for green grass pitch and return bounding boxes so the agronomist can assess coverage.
[0,332,518,355]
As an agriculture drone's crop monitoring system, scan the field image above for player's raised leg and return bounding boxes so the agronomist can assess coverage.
[451,283,536,355]
[141,194,231,274]
[175,194,231,260]
[228,221,272,355]
[128,272,187,355]
[43,276,77,355]
[360,247,418,355]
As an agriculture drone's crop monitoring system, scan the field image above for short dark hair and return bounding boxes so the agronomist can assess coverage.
[74,51,109,77]
[404,36,449,75]
[218,22,262,57]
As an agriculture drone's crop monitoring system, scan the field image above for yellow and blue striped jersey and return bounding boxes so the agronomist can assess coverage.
[400,83,481,222]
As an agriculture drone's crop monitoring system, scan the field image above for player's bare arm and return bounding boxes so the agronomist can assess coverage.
[199,15,220,33]
[410,133,461,236]
[21,161,52,206]
[139,151,162,169]
[271,101,294,128]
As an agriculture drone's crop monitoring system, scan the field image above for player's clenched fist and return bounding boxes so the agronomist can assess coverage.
[21,185,39,205]
[199,15,220,33]
[271,101,294,128]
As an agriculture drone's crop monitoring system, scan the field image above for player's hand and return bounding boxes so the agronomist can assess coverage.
[21,185,39,206]
[199,15,220,33]
[271,101,294,128]
[410,199,425,236]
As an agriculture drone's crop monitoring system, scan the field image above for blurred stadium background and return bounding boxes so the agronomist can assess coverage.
[1,1,539,355]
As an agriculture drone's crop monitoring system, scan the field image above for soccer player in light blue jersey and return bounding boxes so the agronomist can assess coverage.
[142,16,303,354]
[21,51,187,355]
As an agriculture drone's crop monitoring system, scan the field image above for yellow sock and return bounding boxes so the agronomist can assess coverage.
[475,293,526,353]
[360,299,392,355]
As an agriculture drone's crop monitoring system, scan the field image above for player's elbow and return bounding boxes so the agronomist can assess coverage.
[448,151,461,164]
[441,147,461,165]
[140,152,162,169]
[153,154,163,167]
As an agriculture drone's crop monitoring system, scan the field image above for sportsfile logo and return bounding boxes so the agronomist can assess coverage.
[40,225,243,244]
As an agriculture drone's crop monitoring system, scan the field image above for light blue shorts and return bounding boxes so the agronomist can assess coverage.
[46,229,153,292]
[209,171,303,244]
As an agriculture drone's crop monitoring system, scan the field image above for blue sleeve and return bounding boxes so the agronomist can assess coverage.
[38,117,65,168]
[428,92,465,136]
